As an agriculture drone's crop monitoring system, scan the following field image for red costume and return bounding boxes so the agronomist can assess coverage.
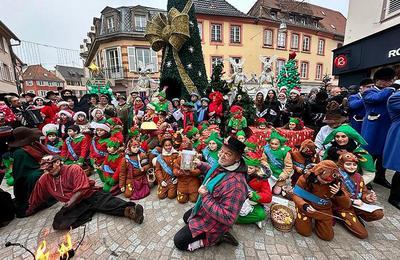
[60,134,90,164]
[209,92,223,118]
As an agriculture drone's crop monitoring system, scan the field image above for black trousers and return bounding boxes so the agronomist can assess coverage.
[174,208,206,251]
[53,191,136,230]
[390,172,400,201]
[373,155,386,179]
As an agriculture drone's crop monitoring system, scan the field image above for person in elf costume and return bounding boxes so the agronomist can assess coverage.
[127,96,146,129]
[285,117,303,131]
[156,90,172,114]
[155,133,179,200]
[56,110,74,139]
[245,136,260,154]
[292,160,351,241]
[256,118,268,129]
[184,126,201,151]
[202,132,222,166]
[290,139,319,186]
[173,137,202,203]
[106,117,124,143]
[322,124,376,185]
[196,98,209,123]
[60,125,90,165]
[208,91,223,125]
[42,123,63,154]
[236,130,246,143]
[334,153,384,239]
[181,102,196,129]
[263,130,293,195]
[90,122,111,180]
[101,137,124,193]
[236,153,272,228]
[227,105,247,136]
[91,108,107,124]
[73,111,91,134]
[119,138,151,200]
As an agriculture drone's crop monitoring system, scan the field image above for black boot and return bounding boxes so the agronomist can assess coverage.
[216,232,239,246]
[373,156,391,189]
[388,172,400,210]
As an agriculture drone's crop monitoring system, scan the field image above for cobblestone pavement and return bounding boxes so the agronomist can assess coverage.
[1,172,399,260]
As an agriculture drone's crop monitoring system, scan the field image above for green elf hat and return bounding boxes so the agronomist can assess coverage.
[106,117,122,127]
[206,131,223,149]
[236,130,246,137]
[198,121,210,134]
[244,157,261,167]
[245,136,258,151]
[128,127,140,138]
[322,124,367,146]
[106,137,122,148]
[184,126,199,139]
[289,117,300,125]
[267,130,287,145]
[158,90,167,99]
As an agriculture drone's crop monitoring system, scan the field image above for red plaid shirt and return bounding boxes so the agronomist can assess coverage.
[188,162,247,246]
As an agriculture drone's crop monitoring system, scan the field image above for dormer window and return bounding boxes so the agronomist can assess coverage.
[289,14,295,22]
[270,11,277,19]
[313,20,319,28]
[301,17,306,25]
[106,16,115,32]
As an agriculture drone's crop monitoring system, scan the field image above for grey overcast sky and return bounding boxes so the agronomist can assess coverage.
[0,0,349,68]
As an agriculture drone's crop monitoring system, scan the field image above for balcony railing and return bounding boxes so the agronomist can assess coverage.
[103,66,124,80]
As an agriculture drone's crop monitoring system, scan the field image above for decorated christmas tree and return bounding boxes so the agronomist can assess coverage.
[277,52,301,94]
[146,0,208,99]
[206,60,230,96]
[232,85,257,126]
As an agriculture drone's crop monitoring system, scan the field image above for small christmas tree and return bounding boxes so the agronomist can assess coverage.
[232,85,256,126]
[277,52,301,94]
[206,60,230,96]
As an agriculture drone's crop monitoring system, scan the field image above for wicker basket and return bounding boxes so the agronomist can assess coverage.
[270,204,295,232]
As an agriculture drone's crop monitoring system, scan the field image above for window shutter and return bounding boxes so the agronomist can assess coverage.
[151,49,158,72]
[127,47,136,72]
[117,47,122,68]
[102,49,107,68]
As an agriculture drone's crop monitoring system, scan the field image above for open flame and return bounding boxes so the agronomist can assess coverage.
[58,233,73,260]
[35,240,50,260]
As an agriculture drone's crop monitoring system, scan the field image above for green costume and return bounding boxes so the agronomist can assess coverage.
[228,117,247,131]
[322,124,375,172]
[264,131,291,179]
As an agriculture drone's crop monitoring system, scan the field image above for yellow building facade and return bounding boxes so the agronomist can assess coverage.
[197,14,343,91]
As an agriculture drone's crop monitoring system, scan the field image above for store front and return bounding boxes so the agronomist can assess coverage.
[333,24,400,87]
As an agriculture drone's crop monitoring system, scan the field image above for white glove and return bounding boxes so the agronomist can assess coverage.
[161,181,168,187]
[172,178,178,185]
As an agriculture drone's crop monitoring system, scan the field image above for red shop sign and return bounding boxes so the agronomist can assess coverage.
[334,55,348,68]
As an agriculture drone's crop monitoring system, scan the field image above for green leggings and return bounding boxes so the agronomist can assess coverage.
[236,204,266,224]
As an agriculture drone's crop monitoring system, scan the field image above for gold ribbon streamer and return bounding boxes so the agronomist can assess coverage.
[145,0,198,94]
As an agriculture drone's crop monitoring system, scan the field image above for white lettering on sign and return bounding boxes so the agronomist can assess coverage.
[388,48,400,58]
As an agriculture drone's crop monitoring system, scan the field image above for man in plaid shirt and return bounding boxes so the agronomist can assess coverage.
[174,137,248,251]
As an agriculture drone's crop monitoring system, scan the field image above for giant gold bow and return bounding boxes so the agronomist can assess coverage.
[145,0,198,95]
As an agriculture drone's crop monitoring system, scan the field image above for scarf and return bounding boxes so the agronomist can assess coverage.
[22,141,52,162]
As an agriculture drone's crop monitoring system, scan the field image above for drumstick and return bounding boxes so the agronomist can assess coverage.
[313,209,344,221]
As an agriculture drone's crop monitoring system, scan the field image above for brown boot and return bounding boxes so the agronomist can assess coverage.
[124,204,144,224]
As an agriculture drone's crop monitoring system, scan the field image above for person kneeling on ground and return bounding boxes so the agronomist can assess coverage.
[26,155,144,230]
[174,137,248,251]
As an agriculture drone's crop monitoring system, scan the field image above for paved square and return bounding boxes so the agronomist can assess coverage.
[1,173,399,259]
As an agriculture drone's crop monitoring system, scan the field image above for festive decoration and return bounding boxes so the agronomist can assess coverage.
[233,85,257,126]
[277,52,301,95]
[206,60,230,96]
[146,0,208,99]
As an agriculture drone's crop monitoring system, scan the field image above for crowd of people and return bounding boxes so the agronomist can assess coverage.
[0,66,399,252]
